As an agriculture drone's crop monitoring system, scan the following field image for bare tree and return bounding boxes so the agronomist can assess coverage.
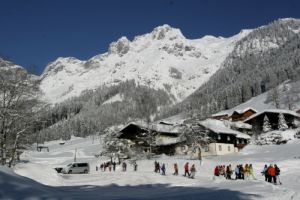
[0,67,40,166]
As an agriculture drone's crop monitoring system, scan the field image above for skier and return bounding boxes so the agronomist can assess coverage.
[274,164,281,184]
[133,162,138,171]
[190,164,196,179]
[214,166,219,177]
[239,165,245,180]
[219,165,225,177]
[267,164,276,184]
[244,164,250,178]
[261,164,268,181]
[249,164,256,180]
[173,163,178,175]
[184,162,190,177]
[226,165,232,180]
[235,165,240,180]
[161,163,166,175]
[122,162,127,172]
[157,162,161,173]
[104,162,107,171]
[108,163,112,172]
[112,161,116,171]
[100,163,104,171]
[154,161,157,172]
[96,165,98,171]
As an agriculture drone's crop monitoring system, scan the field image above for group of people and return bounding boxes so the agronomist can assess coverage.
[214,164,255,180]
[154,161,166,175]
[261,164,281,184]
[97,161,117,172]
[154,161,197,179]
[96,161,134,172]
[96,160,281,185]
[183,162,197,179]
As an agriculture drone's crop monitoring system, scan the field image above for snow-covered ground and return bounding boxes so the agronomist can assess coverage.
[1,136,300,199]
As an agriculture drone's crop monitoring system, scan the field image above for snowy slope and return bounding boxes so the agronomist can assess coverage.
[213,80,300,117]
[7,136,300,199]
[39,25,251,104]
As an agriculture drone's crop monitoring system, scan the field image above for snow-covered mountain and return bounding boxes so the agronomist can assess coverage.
[39,25,251,104]
[0,58,38,82]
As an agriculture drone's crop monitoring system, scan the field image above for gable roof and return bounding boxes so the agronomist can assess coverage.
[212,107,257,117]
[199,119,243,136]
[120,121,184,136]
[232,107,258,115]
[244,109,300,123]
[224,120,252,130]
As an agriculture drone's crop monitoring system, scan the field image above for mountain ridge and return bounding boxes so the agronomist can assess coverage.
[39,24,252,104]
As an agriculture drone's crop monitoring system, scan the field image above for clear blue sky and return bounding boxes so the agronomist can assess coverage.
[0,0,299,74]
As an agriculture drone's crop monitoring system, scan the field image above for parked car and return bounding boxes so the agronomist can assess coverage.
[61,162,90,174]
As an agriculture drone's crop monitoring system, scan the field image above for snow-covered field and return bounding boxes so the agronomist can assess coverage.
[1,136,300,200]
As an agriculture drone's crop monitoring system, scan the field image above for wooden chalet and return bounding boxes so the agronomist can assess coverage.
[244,109,300,133]
[231,108,257,122]
[118,122,186,155]
[198,119,251,151]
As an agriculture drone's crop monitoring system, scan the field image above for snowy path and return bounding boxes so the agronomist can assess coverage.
[2,137,300,199]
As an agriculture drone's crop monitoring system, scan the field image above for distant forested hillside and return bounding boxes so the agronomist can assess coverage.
[35,80,173,141]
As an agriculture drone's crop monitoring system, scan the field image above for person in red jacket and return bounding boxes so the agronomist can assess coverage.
[267,164,276,184]
[214,166,219,177]
[184,162,190,177]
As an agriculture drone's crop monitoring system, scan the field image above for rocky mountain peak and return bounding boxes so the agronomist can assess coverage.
[108,36,130,56]
[151,24,185,40]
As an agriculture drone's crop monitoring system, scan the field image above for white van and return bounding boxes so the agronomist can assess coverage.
[62,162,90,174]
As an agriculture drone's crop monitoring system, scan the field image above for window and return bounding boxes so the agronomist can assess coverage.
[228,146,231,152]
[227,136,230,141]
[218,135,221,140]
[241,139,245,144]
[236,139,239,144]
[218,145,222,151]
[78,163,88,167]
[204,146,209,152]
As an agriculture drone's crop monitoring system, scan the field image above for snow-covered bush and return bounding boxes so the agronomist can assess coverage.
[255,129,297,145]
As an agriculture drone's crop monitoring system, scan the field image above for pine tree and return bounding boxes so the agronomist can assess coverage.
[278,113,288,131]
[263,115,272,133]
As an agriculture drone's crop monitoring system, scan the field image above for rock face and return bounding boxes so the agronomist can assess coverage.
[39,24,250,104]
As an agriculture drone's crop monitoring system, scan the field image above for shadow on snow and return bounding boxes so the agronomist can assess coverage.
[0,169,260,200]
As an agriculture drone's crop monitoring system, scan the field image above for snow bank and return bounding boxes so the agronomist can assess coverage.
[255,129,299,145]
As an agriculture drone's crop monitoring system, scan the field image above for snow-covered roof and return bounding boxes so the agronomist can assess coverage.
[212,107,257,117]
[120,121,183,135]
[232,107,257,115]
[244,109,300,122]
[224,121,252,130]
[199,119,244,136]
[211,112,229,117]
[149,123,183,135]
[156,113,188,125]
[235,132,251,139]
[155,135,185,146]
